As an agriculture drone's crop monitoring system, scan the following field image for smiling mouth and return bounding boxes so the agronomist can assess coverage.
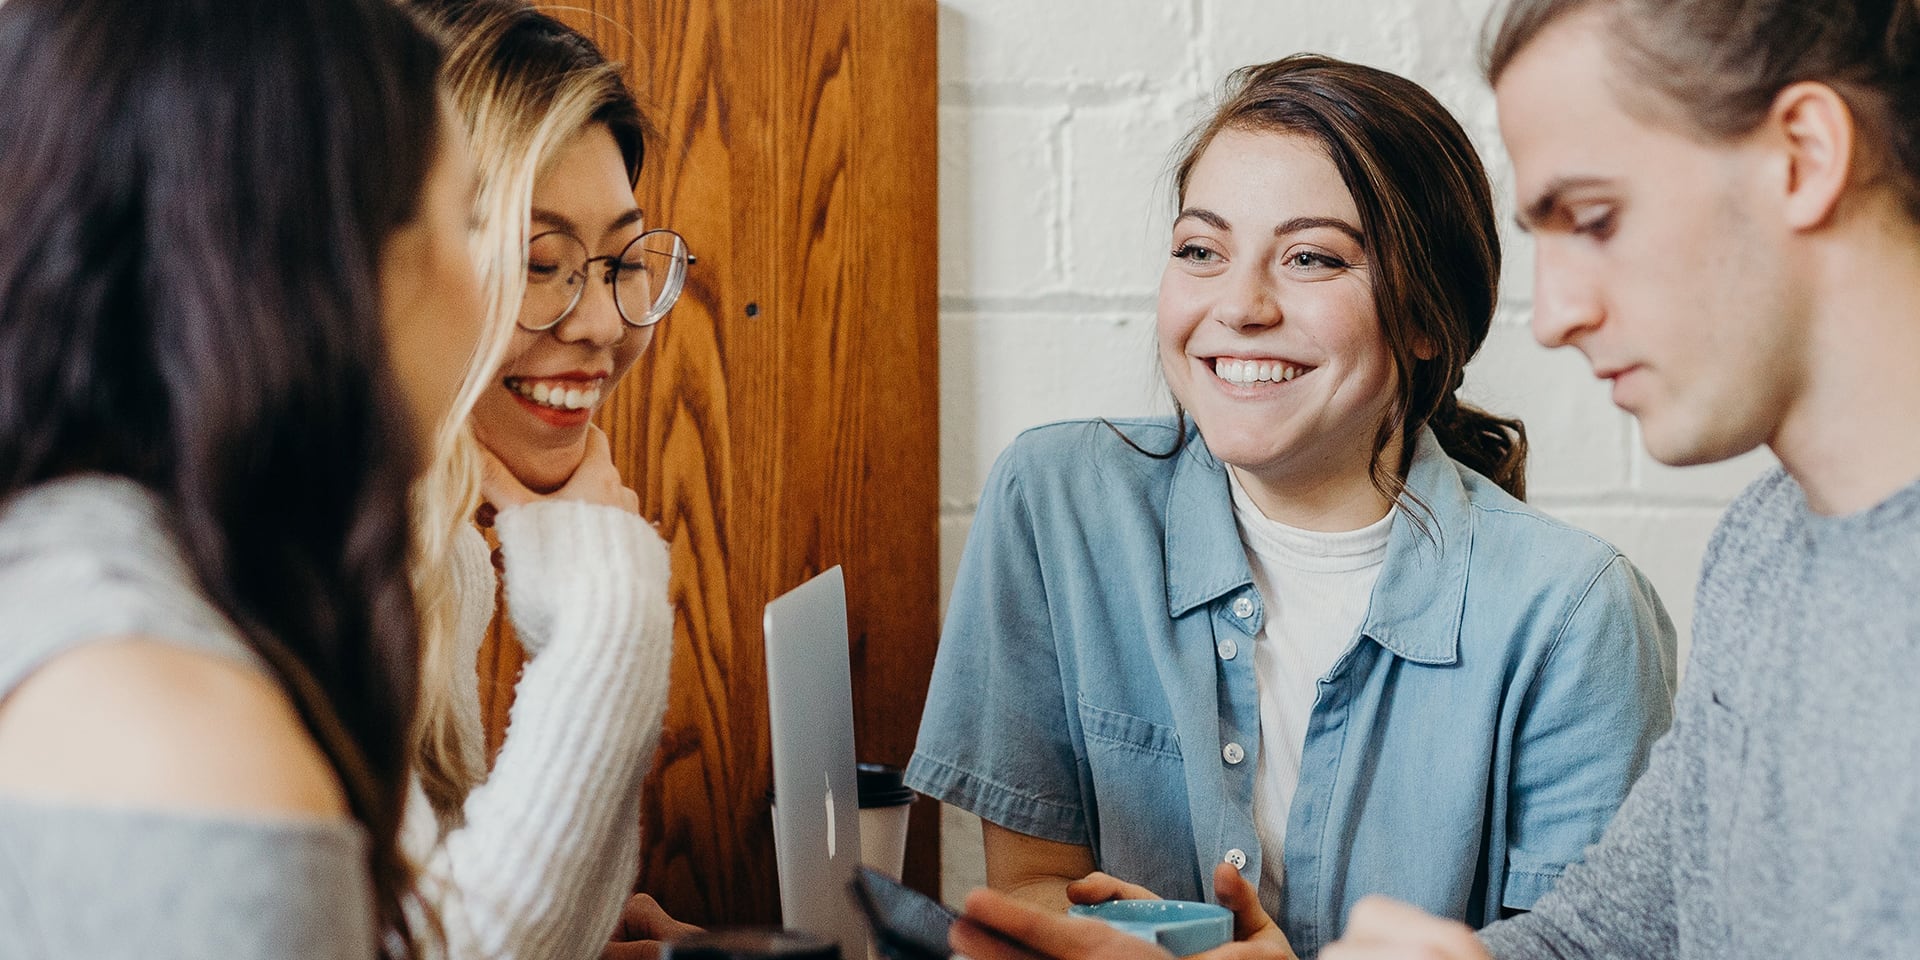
[1209,357,1313,386]
[504,375,604,411]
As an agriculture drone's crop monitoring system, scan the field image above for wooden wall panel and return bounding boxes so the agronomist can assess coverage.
[518,0,943,930]
[842,0,943,900]
[820,0,944,901]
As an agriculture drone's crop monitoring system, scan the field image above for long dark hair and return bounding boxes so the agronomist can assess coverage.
[1123,55,1527,506]
[0,0,444,951]
[1487,0,1920,222]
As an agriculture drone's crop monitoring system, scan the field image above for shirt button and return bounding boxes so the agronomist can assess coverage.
[1222,742,1245,765]
[1216,638,1238,660]
[1224,848,1248,870]
[1231,596,1255,619]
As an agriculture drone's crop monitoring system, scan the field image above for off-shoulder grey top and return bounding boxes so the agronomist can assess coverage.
[0,475,376,959]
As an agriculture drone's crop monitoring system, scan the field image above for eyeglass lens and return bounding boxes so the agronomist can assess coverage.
[521,228,689,330]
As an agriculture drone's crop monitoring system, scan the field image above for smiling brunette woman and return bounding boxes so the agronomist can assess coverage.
[909,55,1678,958]
[0,0,483,957]
[399,3,697,959]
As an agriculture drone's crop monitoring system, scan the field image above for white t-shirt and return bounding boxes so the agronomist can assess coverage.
[1226,471,1393,910]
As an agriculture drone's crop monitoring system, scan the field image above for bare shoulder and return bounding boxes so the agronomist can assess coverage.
[0,637,349,818]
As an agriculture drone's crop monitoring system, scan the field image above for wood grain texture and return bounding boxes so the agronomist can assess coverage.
[476,0,940,929]
[474,525,520,766]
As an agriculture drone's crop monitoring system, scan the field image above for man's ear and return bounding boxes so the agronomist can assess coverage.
[1771,80,1856,231]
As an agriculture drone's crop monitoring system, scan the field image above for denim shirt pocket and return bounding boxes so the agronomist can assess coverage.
[1076,696,1189,887]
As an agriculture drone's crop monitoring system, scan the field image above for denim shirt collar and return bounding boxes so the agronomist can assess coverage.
[1163,425,1471,666]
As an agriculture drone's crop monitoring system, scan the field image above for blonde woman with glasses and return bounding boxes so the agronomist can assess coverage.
[402,2,698,957]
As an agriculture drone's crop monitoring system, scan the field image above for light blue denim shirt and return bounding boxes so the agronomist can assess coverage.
[908,419,1677,958]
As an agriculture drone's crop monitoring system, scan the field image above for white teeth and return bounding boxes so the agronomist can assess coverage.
[508,378,604,411]
[1214,359,1307,386]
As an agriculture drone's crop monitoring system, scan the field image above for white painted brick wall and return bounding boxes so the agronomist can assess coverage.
[931,0,1773,903]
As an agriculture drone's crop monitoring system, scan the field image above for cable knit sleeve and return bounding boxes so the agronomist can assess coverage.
[414,501,675,960]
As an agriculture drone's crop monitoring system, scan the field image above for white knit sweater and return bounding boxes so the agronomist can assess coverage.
[403,500,676,960]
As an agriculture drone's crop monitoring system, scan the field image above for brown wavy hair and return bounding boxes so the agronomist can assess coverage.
[1132,55,1527,508]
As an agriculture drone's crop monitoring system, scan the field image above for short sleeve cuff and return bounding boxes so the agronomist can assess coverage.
[1500,867,1562,911]
[904,752,1088,846]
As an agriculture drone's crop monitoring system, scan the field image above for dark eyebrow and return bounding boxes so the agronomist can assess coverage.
[606,208,645,236]
[531,206,646,240]
[1176,209,1364,247]
[1275,216,1364,246]
[530,208,573,234]
[1517,176,1613,232]
[1175,207,1232,231]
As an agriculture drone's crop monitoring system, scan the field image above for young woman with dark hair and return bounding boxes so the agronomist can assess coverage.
[0,0,482,956]
[911,55,1678,958]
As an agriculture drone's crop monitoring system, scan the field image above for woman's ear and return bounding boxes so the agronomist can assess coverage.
[1412,334,1438,361]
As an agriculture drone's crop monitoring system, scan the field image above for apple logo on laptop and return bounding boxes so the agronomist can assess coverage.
[823,771,838,860]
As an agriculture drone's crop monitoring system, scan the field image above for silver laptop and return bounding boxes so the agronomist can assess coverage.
[765,565,868,957]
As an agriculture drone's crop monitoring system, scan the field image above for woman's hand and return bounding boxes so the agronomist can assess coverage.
[954,863,1299,960]
[951,888,1183,960]
[481,424,639,514]
[1209,861,1286,946]
[1064,871,1161,905]
[1319,897,1491,960]
[1066,864,1289,950]
[600,893,703,960]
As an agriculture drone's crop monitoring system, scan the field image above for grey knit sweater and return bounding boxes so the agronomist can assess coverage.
[0,476,376,959]
[1479,467,1920,959]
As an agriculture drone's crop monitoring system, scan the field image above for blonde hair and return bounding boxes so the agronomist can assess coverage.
[408,0,648,819]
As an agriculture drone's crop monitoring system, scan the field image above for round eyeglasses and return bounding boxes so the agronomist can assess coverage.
[519,227,694,331]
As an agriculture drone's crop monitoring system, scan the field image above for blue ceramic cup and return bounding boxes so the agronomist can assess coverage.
[1067,899,1233,957]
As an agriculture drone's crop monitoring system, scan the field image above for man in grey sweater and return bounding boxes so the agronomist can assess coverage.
[944,1,1920,959]
[1321,0,1920,958]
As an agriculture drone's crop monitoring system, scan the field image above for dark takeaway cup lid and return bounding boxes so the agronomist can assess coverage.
[663,928,839,959]
[768,762,915,810]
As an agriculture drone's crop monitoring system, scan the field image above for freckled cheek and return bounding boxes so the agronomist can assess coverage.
[1297,323,1392,403]
[1154,282,1205,351]
[1152,312,1195,386]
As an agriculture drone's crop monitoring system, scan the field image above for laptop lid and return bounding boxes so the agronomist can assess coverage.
[765,565,868,957]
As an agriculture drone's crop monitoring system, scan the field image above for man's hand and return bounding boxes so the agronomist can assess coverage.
[1320,897,1491,960]
[600,893,703,960]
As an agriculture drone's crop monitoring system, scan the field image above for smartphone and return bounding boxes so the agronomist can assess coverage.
[846,866,958,960]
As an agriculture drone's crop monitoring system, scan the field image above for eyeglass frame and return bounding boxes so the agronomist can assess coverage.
[516,226,697,332]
